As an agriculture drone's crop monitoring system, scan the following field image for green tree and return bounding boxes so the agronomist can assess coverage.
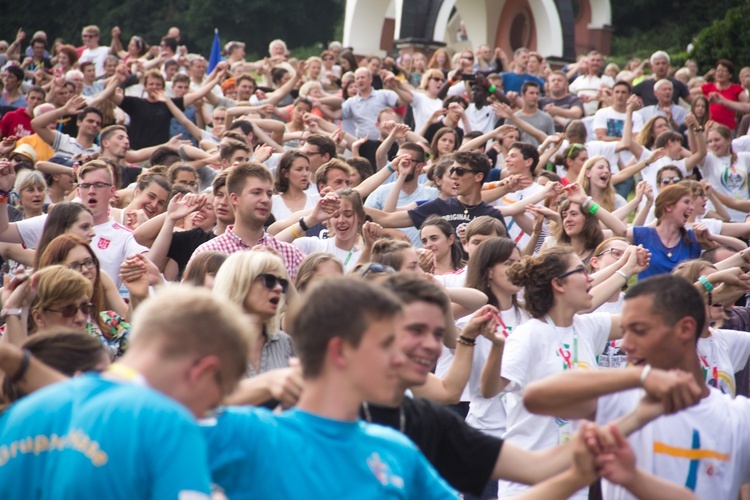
[690,4,750,72]
[0,0,344,58]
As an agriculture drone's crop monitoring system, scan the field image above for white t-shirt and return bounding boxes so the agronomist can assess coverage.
[558,139,621,174]
[699,152,750,222]
[492,182,544,248]
[461,306,530,438]
[434,267,466,288]
[410,90,443,132]
[499,313,611,498]
[463,103,496,135]
[596,387,750,500]
[732,135,750,153]
[16,215,147,287]
[593,107,643,138]
[271,193,319,221]
[79,46,110,77]
[699,328,750,397]
[569,74,615,116]
[292,237,362,272]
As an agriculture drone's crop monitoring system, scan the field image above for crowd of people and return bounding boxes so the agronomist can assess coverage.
[0,22,748,499]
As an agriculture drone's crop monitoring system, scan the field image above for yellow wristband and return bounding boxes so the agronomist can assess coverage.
[290,225,303,239]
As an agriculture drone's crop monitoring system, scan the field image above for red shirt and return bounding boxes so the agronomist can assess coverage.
[0,108,32,138]
[702,82,744,130]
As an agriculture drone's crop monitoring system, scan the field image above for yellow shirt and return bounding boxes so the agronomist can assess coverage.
[17,134,54,162]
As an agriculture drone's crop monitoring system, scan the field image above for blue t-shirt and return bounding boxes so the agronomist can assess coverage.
[499,72,546,94]
[200,406,458,499]
[633,226,701,280]
[0,374,211,499]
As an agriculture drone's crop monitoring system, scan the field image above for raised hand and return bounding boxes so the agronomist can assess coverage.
[0,158,16,193]
[563,182,587,205]
[640,368,702,414]
[417,248,436,274]
[362,221,383,248]
[168,192,207,221]
[253,143,274,164]
[461,304,500,341]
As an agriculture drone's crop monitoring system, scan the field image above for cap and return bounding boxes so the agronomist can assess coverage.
[221,77,236,91]
[11,144,37,164]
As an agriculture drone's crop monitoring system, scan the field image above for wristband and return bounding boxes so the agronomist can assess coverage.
[615,270,629,280]
[588,202,600,215]
[693,126,704,133]
[290,225,303,239]
[386,162,395,173]
[298,217,310,232]
[10,349,31,384]
[581,196,593,211]
[458,335,476,346]
[639,364,652,387]
[698,275,714,292]
[448,78,455,86]
[488,84,497,93]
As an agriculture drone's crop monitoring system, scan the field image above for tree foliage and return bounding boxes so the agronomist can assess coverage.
[610,0,742,57]
[0,0,345,57]
[690,5,750,71]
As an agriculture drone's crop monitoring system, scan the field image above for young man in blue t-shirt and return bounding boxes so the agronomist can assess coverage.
[201,277,458,499]
[0,286,251,500]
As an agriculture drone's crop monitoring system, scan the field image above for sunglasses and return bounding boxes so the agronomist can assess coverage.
[660,177,682,185]
[259,273,289,293]
[45,302,94,318]
[357,263,395,277]
[450,166,474,176]
[567,143,585,158]
[430,77,445,83]
[557,266,587,279]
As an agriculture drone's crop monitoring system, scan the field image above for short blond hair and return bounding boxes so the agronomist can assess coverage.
[130,286,251,385]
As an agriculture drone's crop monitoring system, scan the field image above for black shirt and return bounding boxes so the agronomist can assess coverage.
[361,397,503,495]
[120,96,185,149]
[167,227,216,277]
[633,77,690,107]
[408,197,506,234]
[120,165,143,189]
[358,139,398,172]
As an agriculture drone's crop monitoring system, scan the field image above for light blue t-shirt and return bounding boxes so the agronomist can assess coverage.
[0,374,211,499]
[201,406,458,499]
[365,182,439,247]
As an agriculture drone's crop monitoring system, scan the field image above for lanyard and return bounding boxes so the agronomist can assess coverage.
[546,314,578,370]
[699,331,719,386]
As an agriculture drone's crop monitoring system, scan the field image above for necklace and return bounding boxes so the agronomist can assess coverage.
[362,401,405,433]
[458,199,481,214]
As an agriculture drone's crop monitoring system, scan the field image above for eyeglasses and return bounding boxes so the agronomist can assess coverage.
[306,150,323,157]
[68,258,97,273]
[322,56,334,61]
[450,166,474,176]
[596,248,624,259]
[45,302,94,318]
[430,77,445,83]
[78,182,112,190]
[660,176,682,185]
[82,34,95,39]
[462,55,474,61]
[557,266,588,279]
[258,273,289,293]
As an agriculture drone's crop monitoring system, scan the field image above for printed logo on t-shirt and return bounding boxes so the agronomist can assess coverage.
[720,166,747,194]
[97,238,111,250]
[606,119,624,138]
[366,452,404,489]
[653,429,730,491]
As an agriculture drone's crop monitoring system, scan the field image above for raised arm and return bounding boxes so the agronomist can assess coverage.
[380,70,413,107]
[183,65,225,108]
[149,193,207,271]
[32,95,88,146]
[265,61,306,108]
[493,102,548,145]
[564,183,627,237]
[354,153,408,199]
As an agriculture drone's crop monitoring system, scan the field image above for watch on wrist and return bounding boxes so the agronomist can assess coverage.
[1,307,23,319]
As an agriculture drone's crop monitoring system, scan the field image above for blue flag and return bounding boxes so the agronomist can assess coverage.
[208,29,221,73]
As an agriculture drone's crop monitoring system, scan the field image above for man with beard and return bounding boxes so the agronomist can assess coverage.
[364,142,438,247]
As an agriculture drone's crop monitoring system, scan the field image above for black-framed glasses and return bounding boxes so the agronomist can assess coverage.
[430,77,445,83]
[45,302,94,318]
[450,166,474,176]
[258,273,289,293]
[68,258,97,273]
[557,266,587,280]
[660,176,682,185]
[596,248,624,259]
[78,182,112,190]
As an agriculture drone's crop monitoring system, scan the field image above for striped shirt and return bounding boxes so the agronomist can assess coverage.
[246,330,296,378]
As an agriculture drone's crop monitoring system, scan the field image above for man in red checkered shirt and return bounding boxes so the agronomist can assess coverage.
[189,163,304,280]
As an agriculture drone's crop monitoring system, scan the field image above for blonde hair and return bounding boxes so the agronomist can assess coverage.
[419,69,445,90]
[14,169,47,195]
[213,250,297,335]
[577,155,616,211]
[30,266,93,330]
